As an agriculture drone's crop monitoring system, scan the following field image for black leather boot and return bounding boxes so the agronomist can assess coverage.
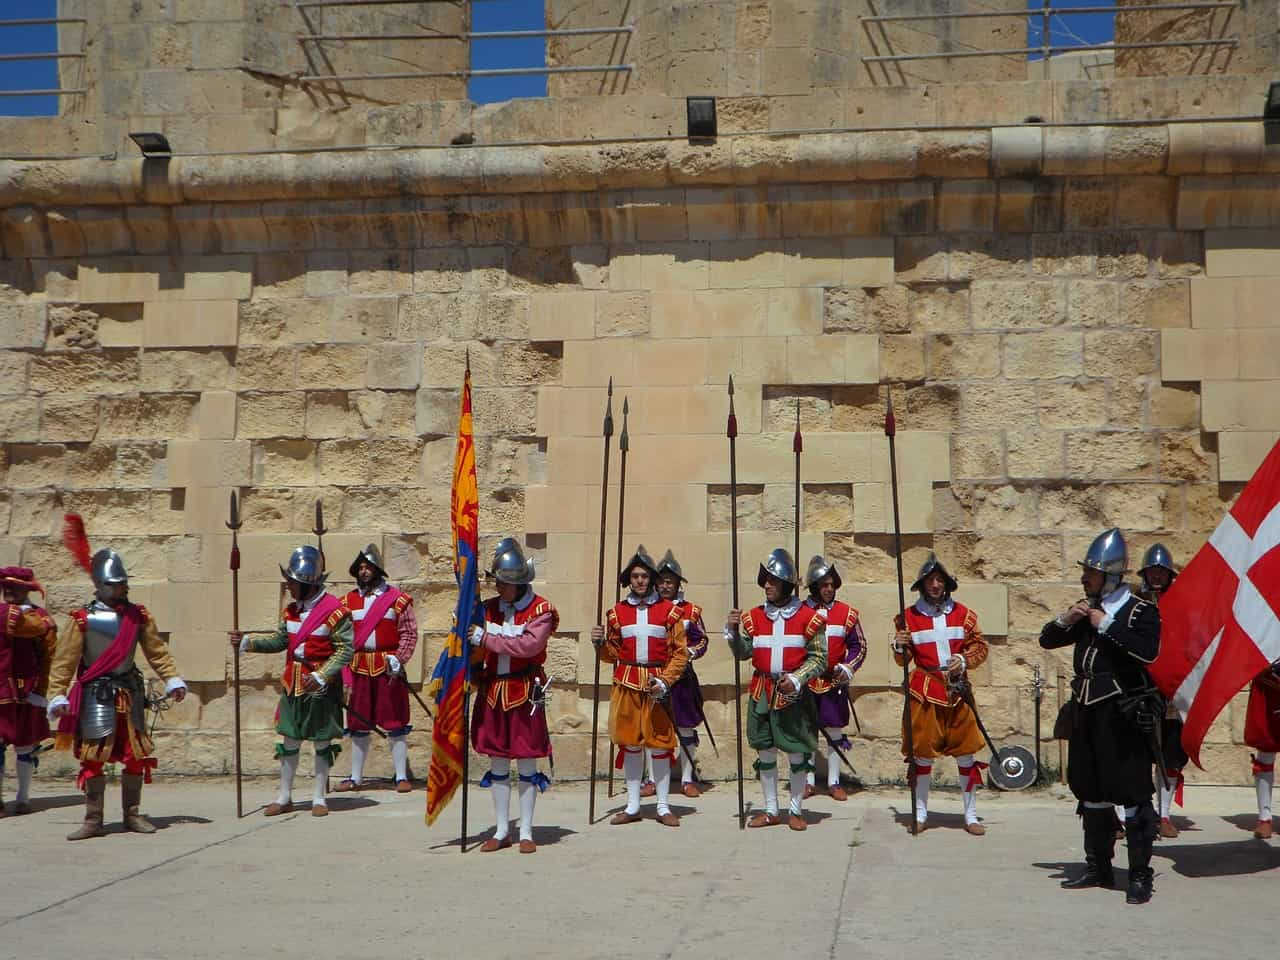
[1125,802,1157,904]
[1062,809,1115,889]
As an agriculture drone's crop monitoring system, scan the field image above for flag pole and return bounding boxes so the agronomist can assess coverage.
[226,491,244,819]
[728,377,746,829]
[460,352,473,852]
[588,379,615,825]
[885,387,917,837]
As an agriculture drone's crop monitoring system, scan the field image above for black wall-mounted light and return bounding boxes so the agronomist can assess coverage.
[686,97,717,142]
[129,132,172,158]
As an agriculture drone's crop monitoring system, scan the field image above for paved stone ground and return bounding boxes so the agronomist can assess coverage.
[1,777,1276,959]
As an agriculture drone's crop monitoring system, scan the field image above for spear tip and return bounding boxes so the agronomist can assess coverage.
[728,374,735,396]
[883,385,897,438]
[465,347,471,374]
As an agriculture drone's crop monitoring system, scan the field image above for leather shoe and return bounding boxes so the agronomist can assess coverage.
[264,802,294,817]
[311,803,328,818]
[1255,819,1273,839]
[639,781,656,798]
[803,784,815,800]
[1061,865,1114,890]
[828,785,848,802]
[335,779,360,793]
[480,837,512,852]
[610,811,642,826]
[657,812,680,827]
[396,779,413,794]
[748,812,782,828]
[518,839,536,854]
[788,814,807,832]
[1126,870,1153,905]
[964,821,986,836]
[1158,817,1178,839]
[681,782,701,798]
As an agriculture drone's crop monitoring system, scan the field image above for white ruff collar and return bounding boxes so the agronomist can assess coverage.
[764,597,802,622]
[627,590,659,607]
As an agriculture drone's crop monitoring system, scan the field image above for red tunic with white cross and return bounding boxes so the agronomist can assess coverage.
[808,600,867,695]
[606,598,683,691]
[742,603,825,705]
[894,602,987,706]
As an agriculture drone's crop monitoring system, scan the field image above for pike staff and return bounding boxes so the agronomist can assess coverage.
[588,379,615,825]
[608,397,630,801]
[227,491,244,819]
[885,388,917,836]
[793,399,801,565]
[727,377,746,830]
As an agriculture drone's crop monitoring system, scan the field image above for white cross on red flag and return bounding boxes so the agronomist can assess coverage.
[1149,438,1280,767]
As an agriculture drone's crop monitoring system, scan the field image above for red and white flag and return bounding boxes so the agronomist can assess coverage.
[1149,439,1280,767]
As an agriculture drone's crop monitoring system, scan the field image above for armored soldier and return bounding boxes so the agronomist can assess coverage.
[652,549,709,799]
[726,549,826,831]
[337,544,418,794]
[802,556,866,802]
[1243,663,1280,840]
[46,550,188,840]
[232,546,353,817]
[469,539,558,853]
[0,566,57,816]
[591,545,689,828]
[1041,529,1162,905]
[1137,543,1184,840]
[893,554,989,835]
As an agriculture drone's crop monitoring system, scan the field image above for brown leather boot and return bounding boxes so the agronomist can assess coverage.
[122,774,157,834]
[67,777,107,841]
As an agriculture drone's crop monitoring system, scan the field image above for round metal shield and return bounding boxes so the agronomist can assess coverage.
[988,745,1038,791]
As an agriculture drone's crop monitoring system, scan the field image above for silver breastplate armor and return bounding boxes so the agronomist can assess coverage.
[82,602,139,676]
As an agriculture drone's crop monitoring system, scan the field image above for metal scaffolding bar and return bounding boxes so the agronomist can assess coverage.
[0,89,87,97]
[295,1,458,7]
[0,17,89,27]
[0,52,84,61]
[862,37,1237,63]
[300,63,632,82]
[298,25,634,41]
[860,2,1237,23]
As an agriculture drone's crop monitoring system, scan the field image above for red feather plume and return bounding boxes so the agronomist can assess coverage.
[62,513,92,574]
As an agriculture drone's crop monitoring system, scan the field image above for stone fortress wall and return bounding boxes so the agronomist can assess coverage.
[1,0,1279,786]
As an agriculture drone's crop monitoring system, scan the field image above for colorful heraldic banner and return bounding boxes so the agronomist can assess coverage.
[426,366,481,825]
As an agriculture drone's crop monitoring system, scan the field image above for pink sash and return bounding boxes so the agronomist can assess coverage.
[352,587,402,650]
[287,594,343,669]
[58,605,142,737]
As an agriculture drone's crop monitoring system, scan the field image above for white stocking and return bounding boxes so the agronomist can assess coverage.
[15,745,35,804]
[1257,752,1275,821]
[349,734,370,784]
[787,752,807,816]
[956,754,978,824]
[278,738,301,805]
[913,760,932,823]
[1114,804,1127,824]
[390,734,409,783]
[677,727,698,784]
[826,728,844,787]
[489,758,512,840]
[758,748,779,816]
[1158,776,1176,819]
[313,743,332,806]
[516,759,538,842]
[623,747,644,815]
[650,748,673,816]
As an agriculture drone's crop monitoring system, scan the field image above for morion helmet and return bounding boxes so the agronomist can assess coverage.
[348,542,386,580]
[489,537,535,585]
[1079,528,1128,596]
[90,549,128,589]
[656,548,687,584]
[280,545,326,587]
[804,554,842,592]
[1138,542,1177,591]
[619,544,659,588]
[757,548,800,589]
[911,553,958,596]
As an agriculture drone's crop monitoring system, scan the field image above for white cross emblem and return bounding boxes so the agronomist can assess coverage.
[486,613,522,674]
[910,614,966,668]
[824,622,845,657]
[621,607,667,664]
[753,616,806,674]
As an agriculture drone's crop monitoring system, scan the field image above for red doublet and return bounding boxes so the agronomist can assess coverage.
[470,593,558,760]
[478,594,557,711]
[808,600,864,695]
[0,602,54,745]
[1245,672,1280,754]
[897,603,985,706]
[607,599,682,690]
[281,596,346,696]
[742,604,824,705]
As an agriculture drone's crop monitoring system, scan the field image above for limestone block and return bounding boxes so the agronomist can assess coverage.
[971,280,1065,329]
[878,334,925,383]
[651,289,764,340]
[38,396,99,442]
[853,481,933,534]
[28,351,143,399]
[1002,331,1083,379]
[785,334,878,385]
[99,394,199,441]
[829,184,883,236]
[1239,330,1280,380]
[349,250,412,297]
[1174,175,1232,231]
[1038,381,1106,429]
[237,392,305,439]
[140,300,238,348]
[398,293,482,341]
[937,180,996,233]
[950,431,1004,481]
[1202,381,1280,431]
[363,341,421,390]
[0,352,29,393]
[959,382,1036,429]
[1153,232,1203,279]
[304,251,349,298]
[0,396,41,442]
[1121,280,1189,329]
[1008,429,1065,479]
[926,334,999,380]
[167,439,251,488]
[1159,431,1216,483]
[1219,431,1280,482]
[1084,330,1158,378]
[1204,229,1280,278]
[331,297,398,343]
[306,391,365,440]
[0,304,47,348]
[1064,431,1157,480]
[1190,278,1280,329]
[991,126,1042,179]
[1161,328,1237,381]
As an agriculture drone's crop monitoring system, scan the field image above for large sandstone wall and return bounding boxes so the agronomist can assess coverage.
[2,120,1278,787]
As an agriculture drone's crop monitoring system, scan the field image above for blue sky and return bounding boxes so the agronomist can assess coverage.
[0,0,1116,115]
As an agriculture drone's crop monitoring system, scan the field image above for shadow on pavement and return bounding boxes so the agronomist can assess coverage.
[889,809,977,834]
[322,797,379,813]
[1223,813,1265,835]
[15,793,83,813]
[150,814,214,830]
[1152,838,1280,878]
